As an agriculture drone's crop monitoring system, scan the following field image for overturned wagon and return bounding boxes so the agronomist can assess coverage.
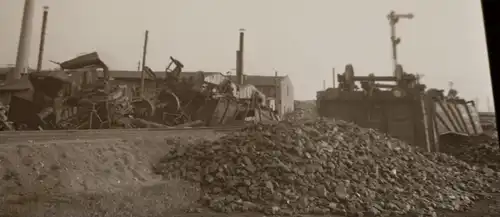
[316,64,483,152]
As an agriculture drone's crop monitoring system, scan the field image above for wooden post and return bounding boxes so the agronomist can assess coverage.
[140,30,149,98]
[332,68,336,88]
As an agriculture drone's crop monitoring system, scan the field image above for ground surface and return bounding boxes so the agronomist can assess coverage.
[0,131,499,217]
[0,132,218,217]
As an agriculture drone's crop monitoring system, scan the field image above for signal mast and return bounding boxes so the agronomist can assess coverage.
[387,11,414,76]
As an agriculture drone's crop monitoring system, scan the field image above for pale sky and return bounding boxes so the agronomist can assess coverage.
[0,0,494,111]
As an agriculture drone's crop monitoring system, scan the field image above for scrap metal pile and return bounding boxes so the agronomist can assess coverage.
[0,53,277,130]
[154,118,499,216]
[0,102,13,130]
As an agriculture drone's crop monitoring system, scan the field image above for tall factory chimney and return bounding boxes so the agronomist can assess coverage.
[10,0,36,81]
[236,29,245,85]
[236,50,241,81]
[36,6,49,72]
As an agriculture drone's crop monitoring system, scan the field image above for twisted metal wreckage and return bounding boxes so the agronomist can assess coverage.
[0,52,279,131]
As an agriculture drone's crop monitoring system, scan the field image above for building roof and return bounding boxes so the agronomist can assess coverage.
[105,70,222,80]
[229,75,285,86]
[0,67,289,87]
[0,67,36,75]
[0,67,223,80]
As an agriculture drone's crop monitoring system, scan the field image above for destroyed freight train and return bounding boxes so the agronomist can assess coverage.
[0,52,279,131]
[316,64,484,152]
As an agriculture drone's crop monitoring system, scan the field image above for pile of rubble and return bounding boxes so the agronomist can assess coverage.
[154,118,499,216]
[441,134,500,171]
[284,100,318,121]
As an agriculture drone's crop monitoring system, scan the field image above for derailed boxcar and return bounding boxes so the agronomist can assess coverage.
[316,64,483,152]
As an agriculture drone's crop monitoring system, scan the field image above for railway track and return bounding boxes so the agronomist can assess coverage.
[0,126,244,144]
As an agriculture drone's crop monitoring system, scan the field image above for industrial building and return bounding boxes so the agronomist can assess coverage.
[229,75,294,116]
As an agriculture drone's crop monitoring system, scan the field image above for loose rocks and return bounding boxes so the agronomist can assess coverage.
[284,100,318,122]
[441,134,500,171]
[154,118,498,216]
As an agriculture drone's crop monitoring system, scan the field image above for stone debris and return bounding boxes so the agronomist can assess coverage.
[441,134,500,171]
[153,118,499,216]
[284,100,318,122]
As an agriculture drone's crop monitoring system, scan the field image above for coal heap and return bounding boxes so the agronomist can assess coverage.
[284,100,318,122]
[154,119,499,216]
[441,134,500,171]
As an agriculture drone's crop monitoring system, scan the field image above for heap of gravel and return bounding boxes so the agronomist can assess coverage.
[153,119,499,216]
[285,100,318,122]
[440,134,500,171]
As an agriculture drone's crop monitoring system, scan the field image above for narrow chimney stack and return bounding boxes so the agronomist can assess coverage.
[236,29,245,85]
[36,6,49,72]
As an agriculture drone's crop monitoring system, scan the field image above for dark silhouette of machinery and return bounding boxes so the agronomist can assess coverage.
[317,64,484,152]
[0,51,278,131]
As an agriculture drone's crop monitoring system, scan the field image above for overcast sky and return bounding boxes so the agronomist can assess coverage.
[0,0,494,111]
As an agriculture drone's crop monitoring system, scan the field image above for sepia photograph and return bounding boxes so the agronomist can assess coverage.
[0,0,498,216]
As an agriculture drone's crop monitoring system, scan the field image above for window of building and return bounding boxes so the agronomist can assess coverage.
[286,86,289,96]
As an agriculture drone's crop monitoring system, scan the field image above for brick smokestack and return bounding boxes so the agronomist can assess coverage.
[10,0,35,81]
[236,29,245,85]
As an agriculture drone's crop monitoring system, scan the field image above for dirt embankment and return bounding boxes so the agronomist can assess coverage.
[0,132,220,217]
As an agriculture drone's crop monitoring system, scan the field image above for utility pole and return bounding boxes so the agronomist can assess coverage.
[332,68,336,88]
[274,69,279,114]
[36,6,49,72]
[140,30,149,98]
[387,11,414,75]
[10,0,36,81]
[323,80,326,90]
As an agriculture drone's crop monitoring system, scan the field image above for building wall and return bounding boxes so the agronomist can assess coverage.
[253,76,294,116]
[255,85,276,98]
[277,76,294,116]
[283,76,295,113]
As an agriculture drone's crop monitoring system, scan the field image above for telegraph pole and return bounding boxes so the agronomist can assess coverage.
[140,30,149,98]
[332,68,336,88]
[274,69,279,114]
[387,11,414,75]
